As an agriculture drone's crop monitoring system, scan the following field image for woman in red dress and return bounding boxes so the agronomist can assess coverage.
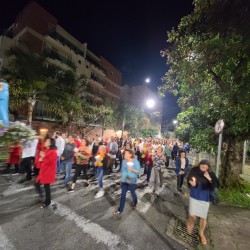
[35,137,57,208]
[6,141,22,173]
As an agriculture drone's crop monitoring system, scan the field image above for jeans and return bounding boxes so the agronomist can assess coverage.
[118,183,137,213]
[165,156,170,168]
[153,167,163,191]
[97,167,104,188]
[177,174,185,190]
[72,164,89,183]
[62,161,73,186]
[36,182,51,206]
[56,156,61,174]
[145,165,152,182]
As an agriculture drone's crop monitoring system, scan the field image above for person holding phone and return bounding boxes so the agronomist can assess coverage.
[187,159,219,245]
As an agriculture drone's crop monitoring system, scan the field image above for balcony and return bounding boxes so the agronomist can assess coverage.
[45,50,76,70]
[47,30,85,57]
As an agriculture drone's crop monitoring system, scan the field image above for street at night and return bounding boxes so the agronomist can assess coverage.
[0,166,188,250]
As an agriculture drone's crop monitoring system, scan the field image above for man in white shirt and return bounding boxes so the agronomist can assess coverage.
[54,131,65,175]
[19,138,38,181]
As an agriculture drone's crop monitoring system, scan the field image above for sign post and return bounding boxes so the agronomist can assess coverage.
[215,119,225,178]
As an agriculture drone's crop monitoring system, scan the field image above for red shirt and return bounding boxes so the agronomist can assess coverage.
[7,145,21,164]
[144,152,153,167]
[75,140,81,148]
[36,149,57,184]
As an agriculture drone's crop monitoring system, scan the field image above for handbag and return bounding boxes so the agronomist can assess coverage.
[210,187,219,205]
[125,175,134,184]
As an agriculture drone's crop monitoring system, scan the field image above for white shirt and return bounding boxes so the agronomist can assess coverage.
[22,139,38,158]
[56,136,65,156]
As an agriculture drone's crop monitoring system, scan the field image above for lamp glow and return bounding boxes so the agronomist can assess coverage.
[146,99,155,108]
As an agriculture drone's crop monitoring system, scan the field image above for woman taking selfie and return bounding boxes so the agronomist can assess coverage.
[187,159,219,245]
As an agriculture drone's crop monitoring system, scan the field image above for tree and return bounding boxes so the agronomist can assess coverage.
[160,0,250,187]
[1,45,83,126]
[115,102,147,138]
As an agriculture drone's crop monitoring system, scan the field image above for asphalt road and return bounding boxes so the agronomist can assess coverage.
[0,168,187,250]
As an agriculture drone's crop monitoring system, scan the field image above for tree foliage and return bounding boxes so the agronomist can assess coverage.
[160,0,250,187]
[1,45,84,125]
[115,102,159,138]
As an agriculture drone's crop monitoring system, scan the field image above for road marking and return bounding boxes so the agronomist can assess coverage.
[0,226,16,250]
[136,188,157,213]
[50,201,134,250]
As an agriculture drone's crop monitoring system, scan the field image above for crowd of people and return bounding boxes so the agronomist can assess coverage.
[4,130,218,246]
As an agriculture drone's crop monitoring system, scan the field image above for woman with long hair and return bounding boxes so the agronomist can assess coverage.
[114,149,140,215]
[35,137,57,208]
[187,159,219,245]
[68,138,92,192]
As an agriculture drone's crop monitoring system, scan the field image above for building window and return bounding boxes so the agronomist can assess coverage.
[34,101,56,121]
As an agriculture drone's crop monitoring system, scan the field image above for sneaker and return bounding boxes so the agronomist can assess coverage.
[67,188,75,193]
[94,190,105,198]
[130,202,137,209]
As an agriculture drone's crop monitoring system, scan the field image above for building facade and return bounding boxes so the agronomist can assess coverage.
[0,1,122,122]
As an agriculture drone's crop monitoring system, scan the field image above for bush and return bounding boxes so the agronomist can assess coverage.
[218,180,250,209]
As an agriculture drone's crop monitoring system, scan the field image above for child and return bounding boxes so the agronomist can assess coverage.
[6,141,21,173]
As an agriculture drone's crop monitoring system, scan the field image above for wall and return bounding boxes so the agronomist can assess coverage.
[13,1,58,37]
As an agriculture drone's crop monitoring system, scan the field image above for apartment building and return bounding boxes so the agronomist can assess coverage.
[0,1,121,121]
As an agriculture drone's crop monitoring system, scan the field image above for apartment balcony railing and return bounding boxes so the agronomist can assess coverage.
[48,29,85,57]
[45,50,76,69]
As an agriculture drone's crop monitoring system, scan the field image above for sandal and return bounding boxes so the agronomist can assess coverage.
[113,211,121,215]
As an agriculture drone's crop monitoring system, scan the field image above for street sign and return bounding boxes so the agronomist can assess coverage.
[215,119,224,134]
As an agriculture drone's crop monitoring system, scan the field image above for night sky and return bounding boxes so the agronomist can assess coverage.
[0,0,194,122]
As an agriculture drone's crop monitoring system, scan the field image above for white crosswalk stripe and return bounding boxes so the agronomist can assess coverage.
[50,201,134,250]
[0,226,16,250]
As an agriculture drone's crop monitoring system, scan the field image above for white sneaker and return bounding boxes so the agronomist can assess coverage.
[94,190,105,199]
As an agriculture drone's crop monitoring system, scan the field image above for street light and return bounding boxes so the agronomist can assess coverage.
[173,119,178,125]
[145,78,150,84]
[146,99,155,108]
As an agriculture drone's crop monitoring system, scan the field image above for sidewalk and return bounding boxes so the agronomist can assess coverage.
[161,164,250,250]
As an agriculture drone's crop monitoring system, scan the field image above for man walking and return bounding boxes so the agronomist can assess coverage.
[19,138,38,182]
[60,135,76,188]
[54,131,65,175]
[107,136,118,174]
